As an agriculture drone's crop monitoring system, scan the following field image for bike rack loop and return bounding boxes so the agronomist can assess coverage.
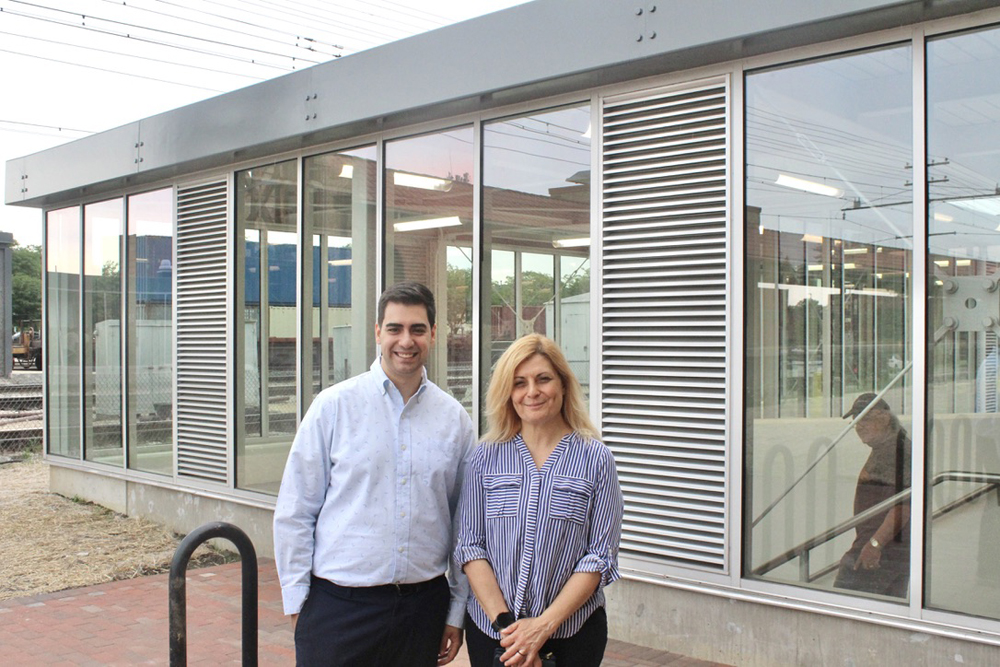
[169,521,258,667]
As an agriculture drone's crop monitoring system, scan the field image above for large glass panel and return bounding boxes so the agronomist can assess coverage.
[481,105,592,421]
[236,160,298,494]
[83,199,124,466]
[126,189,173,475]
[303,146,377,411]
[744,47,914,601]
[385,128,474,413]
[926,26,1000,620]
[46,206,81,459]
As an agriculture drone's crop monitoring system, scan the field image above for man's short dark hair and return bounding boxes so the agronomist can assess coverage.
[377,281,436,327]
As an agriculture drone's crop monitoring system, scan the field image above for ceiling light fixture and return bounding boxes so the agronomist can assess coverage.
[775,174,844,198]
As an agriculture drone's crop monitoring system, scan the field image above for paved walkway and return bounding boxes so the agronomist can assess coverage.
[0,559,729,666]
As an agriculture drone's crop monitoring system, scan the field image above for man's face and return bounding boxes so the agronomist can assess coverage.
[855,407,891,446]
[375,302,435,385]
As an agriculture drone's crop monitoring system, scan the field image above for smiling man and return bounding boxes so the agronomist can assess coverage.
[274,281,477,666]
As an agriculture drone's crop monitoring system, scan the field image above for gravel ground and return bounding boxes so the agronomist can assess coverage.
[0,452,231,601]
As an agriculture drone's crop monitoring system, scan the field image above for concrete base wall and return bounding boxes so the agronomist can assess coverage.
[605,578,1000,666]
[49,465,277,558]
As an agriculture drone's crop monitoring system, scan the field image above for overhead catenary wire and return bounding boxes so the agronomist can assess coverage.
[3,1,327,68]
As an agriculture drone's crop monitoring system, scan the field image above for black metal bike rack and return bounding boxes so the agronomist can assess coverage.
[168,521,258,666]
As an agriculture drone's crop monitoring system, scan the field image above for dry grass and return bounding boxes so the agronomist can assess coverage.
[0,453,234,601]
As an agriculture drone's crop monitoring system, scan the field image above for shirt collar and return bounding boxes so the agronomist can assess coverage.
[370,357,428,399]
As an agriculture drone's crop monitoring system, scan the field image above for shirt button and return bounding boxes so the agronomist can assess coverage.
[400,477,407,485]
[401,444,407,451]
[398,546,405,553]
[400,512,406,518]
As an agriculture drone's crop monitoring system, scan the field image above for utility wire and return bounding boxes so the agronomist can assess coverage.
[5,1,323,67]
[0,28,265,80]
[0,45,224,92]
[95,0,339,58]
[0,119,94,134]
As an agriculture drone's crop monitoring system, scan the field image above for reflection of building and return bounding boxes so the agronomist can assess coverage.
[8,1,1000,663]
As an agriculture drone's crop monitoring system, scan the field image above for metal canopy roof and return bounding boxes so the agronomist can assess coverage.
[5,0,993,208]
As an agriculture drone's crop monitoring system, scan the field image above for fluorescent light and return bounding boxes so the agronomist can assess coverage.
[393,172,453,191]
[934,260,950,267]
[339,164,353,179]
[843,247,868,255]
[950,197,1000,216]
[801,234,824,244]
[393,216,462,232]
[876,273,883,279]
[553,236,590,248]
[843,263,857,269]
[933,212,953,222]
[956,259,972,266]
[328,258,352,266]
[775,174,844,198]
[808,264,823,271]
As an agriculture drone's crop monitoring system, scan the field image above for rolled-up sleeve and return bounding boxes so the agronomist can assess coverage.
[272,399,334,615]
[573,447,623,588]
[454,446,489,567]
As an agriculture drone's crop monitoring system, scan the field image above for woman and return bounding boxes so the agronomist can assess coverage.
[455,334,623,667]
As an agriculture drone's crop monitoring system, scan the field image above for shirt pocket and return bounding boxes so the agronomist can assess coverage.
[550,475,593,524]
[483,474,522,518]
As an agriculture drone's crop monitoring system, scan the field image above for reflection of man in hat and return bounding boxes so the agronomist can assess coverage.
[833,393,911,598]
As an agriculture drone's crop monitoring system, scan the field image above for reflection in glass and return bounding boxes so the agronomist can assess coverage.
[46,206,81,459]
[386,128,475,413]
[84,199,124,466]
[236,160,298,494]
[127,189,173,475]
[481,106,592,422]
[303,146,377,412]
[926,26,1000,620]
[744,46,913,600]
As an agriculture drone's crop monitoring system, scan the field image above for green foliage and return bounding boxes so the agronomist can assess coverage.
[11,245,41,324]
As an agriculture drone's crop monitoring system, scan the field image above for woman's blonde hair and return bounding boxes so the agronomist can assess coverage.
[483,333,599,443]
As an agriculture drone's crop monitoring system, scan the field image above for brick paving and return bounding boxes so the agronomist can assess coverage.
[0,559,729,666]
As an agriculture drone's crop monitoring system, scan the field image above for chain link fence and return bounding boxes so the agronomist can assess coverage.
[0,372,43,453]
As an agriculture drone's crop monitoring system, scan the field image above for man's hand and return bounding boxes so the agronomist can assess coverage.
[290,613,298,632]
[437,624,463,665]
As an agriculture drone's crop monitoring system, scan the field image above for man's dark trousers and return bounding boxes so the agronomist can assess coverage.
[295,574,450,666]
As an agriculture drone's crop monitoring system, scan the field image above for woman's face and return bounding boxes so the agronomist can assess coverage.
[510,354,565,429]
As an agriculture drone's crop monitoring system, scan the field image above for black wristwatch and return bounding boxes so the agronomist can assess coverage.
[491,611,515,632]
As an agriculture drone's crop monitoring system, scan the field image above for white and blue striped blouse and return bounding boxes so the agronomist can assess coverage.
[454,432,623,639]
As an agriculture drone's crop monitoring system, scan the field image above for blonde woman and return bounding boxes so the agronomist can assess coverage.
[455,334,623,667]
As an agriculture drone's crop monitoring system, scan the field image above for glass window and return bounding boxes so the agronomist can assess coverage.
[126,189,173,475]
[744,46,914,601]
[236,160,298,494]
[925,26,1000,620]
[385,128,474,413]
[46,206,81,459]
[83,199,124,466]
[302,146,377,410]
[481,106,592,421]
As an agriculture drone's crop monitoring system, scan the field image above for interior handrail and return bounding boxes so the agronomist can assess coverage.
[752,470,1000,577]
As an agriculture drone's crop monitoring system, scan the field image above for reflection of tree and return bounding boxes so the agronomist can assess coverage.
[447,265,472,333]
[12,244,41,323]
[786,297,823,349]
[90,261,121,325]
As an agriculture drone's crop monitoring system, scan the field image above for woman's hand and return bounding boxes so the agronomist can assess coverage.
[854,541,882,571]
[497,617,554,666]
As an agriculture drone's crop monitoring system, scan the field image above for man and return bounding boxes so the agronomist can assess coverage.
[833,393,911,599]
[274,281,476,666]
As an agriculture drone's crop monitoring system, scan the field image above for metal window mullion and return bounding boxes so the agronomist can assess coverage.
[120,196,128,470]
[909,27,928,620]
[472,117,482,432]
[171,185,179,481]
[79,205,86,461]
[376,137,385,299]
[320,235,330,390]
[259,230,270,436]
[297,155,308,422]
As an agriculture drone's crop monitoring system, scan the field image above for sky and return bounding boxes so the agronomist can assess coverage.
[0,0,531,247]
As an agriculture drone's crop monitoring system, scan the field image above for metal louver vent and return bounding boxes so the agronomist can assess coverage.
[601,79,729,571]
[175,180,230,484]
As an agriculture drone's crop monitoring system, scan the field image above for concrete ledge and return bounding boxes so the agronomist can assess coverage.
[606,578,1000,665]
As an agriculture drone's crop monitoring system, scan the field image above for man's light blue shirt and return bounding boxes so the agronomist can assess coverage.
[273,358,476,627]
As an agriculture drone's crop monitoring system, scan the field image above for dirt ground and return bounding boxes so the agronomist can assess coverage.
[0,452,232,602]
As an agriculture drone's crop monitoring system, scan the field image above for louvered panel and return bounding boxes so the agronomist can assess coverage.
[602,78,729,572]
[175,180,230,484]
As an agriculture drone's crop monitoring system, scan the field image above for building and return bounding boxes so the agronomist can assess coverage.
[7,0,1000,663]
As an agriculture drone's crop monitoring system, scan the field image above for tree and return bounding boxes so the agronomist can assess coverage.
[11,245,41,324]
